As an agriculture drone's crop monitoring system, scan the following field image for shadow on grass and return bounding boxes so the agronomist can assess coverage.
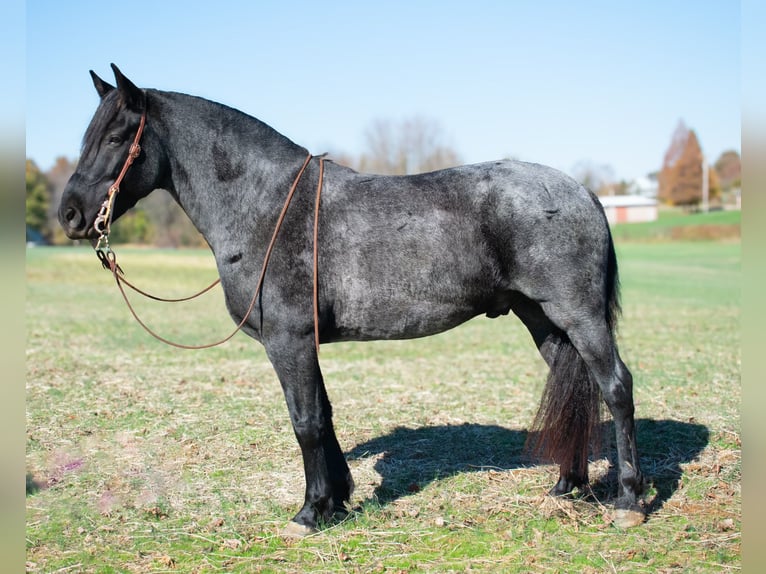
[630,418,710,514]
[346,418,708,517]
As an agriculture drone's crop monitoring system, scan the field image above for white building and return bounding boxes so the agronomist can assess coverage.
[597,195,658,224]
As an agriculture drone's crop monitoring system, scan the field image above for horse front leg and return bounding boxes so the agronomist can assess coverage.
[265,335,354,536]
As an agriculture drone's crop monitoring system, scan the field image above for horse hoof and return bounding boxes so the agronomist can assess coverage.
[612,508,645,528]
[281,521,316,539]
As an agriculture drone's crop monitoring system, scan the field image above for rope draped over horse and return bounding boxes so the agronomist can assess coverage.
[58,64,645,535]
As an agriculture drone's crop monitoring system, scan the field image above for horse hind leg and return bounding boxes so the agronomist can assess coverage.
[541,304,645,527]
[565,320,645,527]
[513,296,600,496]
[514,295,645,526]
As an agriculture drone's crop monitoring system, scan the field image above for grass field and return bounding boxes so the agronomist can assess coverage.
[26,237,740,572]
[610,208,741,242]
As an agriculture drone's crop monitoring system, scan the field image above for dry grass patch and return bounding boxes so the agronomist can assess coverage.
[26,243,740,572]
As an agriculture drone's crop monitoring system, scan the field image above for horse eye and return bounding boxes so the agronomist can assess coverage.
[106,134,123,146]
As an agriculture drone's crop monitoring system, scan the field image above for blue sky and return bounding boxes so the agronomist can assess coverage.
[26,1,740,182]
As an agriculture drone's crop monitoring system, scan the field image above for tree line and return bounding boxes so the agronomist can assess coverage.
[27,116,741,246]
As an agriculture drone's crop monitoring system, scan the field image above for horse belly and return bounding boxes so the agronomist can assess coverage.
[329,244,494,342]
[336,293,479,342]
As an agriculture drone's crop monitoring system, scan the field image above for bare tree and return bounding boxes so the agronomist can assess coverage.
[356,116,462,175]
[571,160,616,195]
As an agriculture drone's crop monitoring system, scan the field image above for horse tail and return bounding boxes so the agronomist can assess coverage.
[605,228,621,333]
[528,334,602,480]
[527,226,620,480]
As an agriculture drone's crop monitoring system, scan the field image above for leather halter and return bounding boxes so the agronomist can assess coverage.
[94,112,325,353]
[93,110,147,243]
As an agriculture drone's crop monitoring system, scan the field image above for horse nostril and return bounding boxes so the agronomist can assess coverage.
[64,206,84,229]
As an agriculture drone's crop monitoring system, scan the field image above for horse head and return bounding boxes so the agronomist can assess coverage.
[58,64,167,240]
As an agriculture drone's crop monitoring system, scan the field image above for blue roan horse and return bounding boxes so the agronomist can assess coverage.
[59,65,645,535]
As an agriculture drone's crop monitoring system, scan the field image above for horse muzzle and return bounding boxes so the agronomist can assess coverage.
[58,200,95,240]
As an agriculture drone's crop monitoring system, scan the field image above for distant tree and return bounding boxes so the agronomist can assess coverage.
[140,191,207,248]
[45,157,77,244]
[357,116,461,175]
[325,150,358,170]
[713,149,741,191]
[109,209,154,244]
[662,120,690,172]
[604,180,631,196]
[659,129,703,205]
[658,121,720,207]
[26,160,51,237]
[46,157,76,213]
[105,190,206,247]
[571,160,616,195]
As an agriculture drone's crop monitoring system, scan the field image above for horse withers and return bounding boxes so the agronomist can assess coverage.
[58,64,645,535]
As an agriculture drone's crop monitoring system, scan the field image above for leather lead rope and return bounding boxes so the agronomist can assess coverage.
[312,157,325,353]
[101,152,325,353]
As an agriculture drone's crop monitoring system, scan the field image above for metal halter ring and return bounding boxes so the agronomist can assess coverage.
[93,198,111,237]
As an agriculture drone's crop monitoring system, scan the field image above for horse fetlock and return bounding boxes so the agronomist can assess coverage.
[549,468,589,497]
[617,470,646,500]
[332,469,355,501]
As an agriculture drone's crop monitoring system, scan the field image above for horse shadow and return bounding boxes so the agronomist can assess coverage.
[345,418,708,516]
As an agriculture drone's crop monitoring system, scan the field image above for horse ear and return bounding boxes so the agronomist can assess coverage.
[111,63,145,112]
[90,70,115,98]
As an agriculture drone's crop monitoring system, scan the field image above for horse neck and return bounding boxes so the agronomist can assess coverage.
[147,90,308,250]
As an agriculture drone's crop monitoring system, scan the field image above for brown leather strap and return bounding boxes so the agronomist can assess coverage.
[312,157,325,353]
[105,153,317,350]
[115,271,221,303]
[111,111,146,193]
[94,111,147,239]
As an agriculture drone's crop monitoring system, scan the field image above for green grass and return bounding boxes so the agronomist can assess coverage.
[26,239,740,573]
[610,208,741,242]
